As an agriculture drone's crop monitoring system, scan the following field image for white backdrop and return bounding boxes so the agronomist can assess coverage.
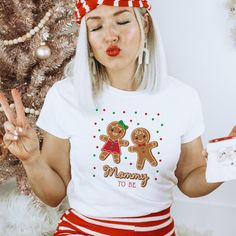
[150,0,236,208]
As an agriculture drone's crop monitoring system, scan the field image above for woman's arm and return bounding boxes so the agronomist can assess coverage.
[0,89,71,207]
[175,136,222,197]
[22,131,71,207]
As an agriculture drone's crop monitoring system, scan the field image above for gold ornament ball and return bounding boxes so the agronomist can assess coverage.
[36,43,51,60]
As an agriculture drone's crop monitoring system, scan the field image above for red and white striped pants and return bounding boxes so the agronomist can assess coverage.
[54,207,175,236]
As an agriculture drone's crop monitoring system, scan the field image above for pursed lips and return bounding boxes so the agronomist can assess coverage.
[106,45,121,57]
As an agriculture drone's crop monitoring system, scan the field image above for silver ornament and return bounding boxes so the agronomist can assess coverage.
[35,42,51,60]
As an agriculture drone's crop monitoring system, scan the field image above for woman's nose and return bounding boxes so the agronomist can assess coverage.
[104,26,119,44]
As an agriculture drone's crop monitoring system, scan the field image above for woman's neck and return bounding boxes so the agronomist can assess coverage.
[106,63,138,91]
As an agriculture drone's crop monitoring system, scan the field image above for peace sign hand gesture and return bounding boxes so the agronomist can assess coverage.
[0,89,40,161]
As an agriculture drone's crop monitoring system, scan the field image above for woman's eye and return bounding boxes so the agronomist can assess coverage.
[117,21,130,25]
[90,26,102,32]
[89,20,130,31]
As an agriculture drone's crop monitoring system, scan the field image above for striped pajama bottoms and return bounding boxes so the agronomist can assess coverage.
[54,207,175,236]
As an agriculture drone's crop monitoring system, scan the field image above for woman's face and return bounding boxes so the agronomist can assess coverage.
[86,6,141,72]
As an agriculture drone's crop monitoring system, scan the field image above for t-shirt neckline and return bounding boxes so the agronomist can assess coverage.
[103,84,146,96]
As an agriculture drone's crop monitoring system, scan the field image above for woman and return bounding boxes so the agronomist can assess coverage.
[0,1,235,235]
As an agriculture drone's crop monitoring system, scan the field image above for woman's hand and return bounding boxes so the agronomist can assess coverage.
[0,89,40,161]
[229,125,236,137]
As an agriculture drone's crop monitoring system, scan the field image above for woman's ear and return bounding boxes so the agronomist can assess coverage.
[143,13,150,34]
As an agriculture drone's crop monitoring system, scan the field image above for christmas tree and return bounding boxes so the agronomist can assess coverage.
[0,0,77,195]
[0,0,78,234]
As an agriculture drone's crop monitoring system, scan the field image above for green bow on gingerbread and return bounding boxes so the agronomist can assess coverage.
[118,120,129,130]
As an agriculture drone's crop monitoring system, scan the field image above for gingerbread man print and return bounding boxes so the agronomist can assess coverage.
[129,128,158,170]
[99,120,129,164]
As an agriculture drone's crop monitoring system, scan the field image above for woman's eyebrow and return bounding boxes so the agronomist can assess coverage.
[86,9,131,22]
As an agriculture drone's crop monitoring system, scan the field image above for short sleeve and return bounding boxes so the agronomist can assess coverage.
[181,90,205,144]
[36,84,69,139]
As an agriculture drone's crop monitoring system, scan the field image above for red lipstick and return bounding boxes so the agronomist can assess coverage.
[106,46,121,57]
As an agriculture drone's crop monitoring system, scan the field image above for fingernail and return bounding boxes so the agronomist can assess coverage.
[14,130,18,136]
[14,136,18,140]
[18,127,23,133]
[3,144,10,149]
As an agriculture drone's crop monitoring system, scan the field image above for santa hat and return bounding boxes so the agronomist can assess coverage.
[75,0,152,23]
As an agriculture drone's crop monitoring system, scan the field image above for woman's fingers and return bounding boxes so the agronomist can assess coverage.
[2,132,18,148]
[0,92,16,125]
[3,121,16,134]
[229,125,236,137]
[11,89,27,126]
[3,121,24,139]
[0,89,28,129]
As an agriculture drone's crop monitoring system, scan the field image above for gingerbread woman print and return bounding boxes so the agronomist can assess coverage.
[129,128,158,170]
[99,120,129,164]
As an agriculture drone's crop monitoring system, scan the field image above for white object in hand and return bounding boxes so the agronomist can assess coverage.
[206,136,236,183]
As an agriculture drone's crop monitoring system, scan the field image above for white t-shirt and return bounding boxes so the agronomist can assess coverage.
[36,76,205,217]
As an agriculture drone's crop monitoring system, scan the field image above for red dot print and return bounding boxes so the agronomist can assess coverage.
[93,136,96,138]
[160,138,163,141]
[93,167,96,170]
[123,111,126,114]
[130,163,133,166]
[145,113,148,115]
[103,109,106,111]
[157,113,160,116]
[96,146,99,149]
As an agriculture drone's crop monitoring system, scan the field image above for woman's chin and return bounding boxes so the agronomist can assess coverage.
[103,62,127,71]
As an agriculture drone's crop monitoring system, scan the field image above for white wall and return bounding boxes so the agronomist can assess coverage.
[150,0,236,207]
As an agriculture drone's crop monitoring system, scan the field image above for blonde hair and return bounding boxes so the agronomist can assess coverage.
[64,8,166,113]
